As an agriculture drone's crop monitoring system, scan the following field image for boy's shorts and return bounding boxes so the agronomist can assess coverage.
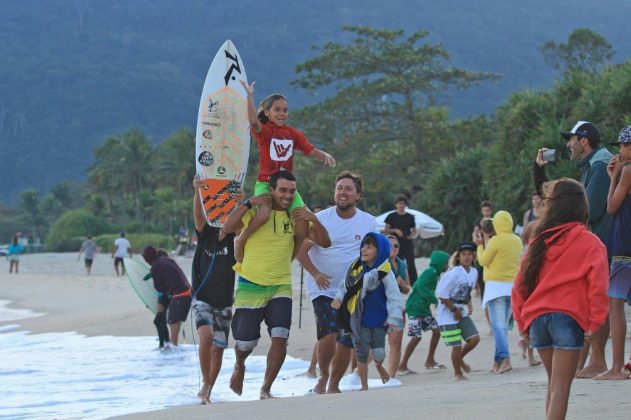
[609,259,631,301]
[192,299,232,348]
[254,181,304,212]
[439,316,479,347]
[408,315,438,338]
[529,312,584,350]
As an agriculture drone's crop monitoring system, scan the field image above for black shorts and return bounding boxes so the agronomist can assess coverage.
[312,295,339,340]
[114,257,124,267]
[84,258,93,268]
[167,295,192,324]
[231,297,292,343]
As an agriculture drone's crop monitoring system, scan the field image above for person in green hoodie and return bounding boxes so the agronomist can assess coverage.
[397,250,450,374]
[474,210,523,374]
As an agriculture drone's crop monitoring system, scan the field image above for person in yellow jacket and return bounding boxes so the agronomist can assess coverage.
[473,210,522,373]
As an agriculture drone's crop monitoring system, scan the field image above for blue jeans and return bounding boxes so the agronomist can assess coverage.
[488,296,511,362]
[529,313,584,350]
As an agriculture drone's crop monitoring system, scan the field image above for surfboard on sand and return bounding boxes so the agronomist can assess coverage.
[123,257,158,314]
[195,39,250,227]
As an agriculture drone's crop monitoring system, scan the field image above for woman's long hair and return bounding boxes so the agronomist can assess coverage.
[520,178,589,298]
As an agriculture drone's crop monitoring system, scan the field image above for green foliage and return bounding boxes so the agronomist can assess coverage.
[541,28,614,74]
[94,233,175,253]
[46,208,111,251]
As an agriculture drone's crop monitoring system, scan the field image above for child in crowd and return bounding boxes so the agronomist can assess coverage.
[597,125,631,380]
[512,178,609,419]
[332,232,404,390]
[474,211,522,374]
[436,242,480,380]
[236,81,336,264]
[398,250,450,374]
[386,235,411,378]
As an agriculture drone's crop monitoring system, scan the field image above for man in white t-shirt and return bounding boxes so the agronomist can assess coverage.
[111,232,132,276]
[297,171,378,394]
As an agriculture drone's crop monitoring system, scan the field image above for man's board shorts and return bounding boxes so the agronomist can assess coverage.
[312,295,339,340]
[192,299,232,348]
[167,289,192,324]
[254,180,304,213]
[231,277,292,351]
[439,316,479,347]
[609,258,631,301]
[114,257,124,266]
[408,315,438,338]
[529,312,584,350]
[8,255,19,262]
[84,258,93,268]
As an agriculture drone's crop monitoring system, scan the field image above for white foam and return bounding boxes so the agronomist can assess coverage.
[0,330,400,419]
[0,299,46,322]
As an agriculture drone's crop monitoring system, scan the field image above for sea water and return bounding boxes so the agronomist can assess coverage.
[0,324,400,419]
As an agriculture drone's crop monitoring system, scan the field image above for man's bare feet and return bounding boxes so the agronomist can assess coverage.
[594,369,630,380]
[313,376,328,394]
[375,364,390,384]
[491,361,499,373]
[498,359,512,374]
[230,363,245,395]
[198,383,211,403]
[455,374,468,381]
[260,389,276,399]
[461,361,471,374]
[529,359,542,367]
[326,386,342,394]
[575,365,607,379]
[305,369,318,379]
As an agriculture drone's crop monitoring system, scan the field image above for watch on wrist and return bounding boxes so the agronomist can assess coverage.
[243,199,252,209]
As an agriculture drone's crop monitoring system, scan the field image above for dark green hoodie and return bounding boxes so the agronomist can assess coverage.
[405,250,450,317]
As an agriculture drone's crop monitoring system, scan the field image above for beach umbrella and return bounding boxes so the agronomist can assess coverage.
[375,208,444,239]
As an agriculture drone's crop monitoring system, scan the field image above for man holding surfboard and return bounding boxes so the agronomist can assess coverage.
[223,170,331,399]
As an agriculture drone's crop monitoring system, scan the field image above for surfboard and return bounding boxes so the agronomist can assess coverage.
[123,257,158,314]
[195,39,250,227]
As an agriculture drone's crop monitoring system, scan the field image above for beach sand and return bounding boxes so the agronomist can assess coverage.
[1,253,630,419]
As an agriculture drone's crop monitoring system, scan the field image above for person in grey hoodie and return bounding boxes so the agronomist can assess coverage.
[332,232,403,390]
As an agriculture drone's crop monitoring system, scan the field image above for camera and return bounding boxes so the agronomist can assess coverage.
[541,148,557,162]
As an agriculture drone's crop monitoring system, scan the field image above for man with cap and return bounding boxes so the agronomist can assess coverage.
[534,120,613,378]
[597,125,631,380]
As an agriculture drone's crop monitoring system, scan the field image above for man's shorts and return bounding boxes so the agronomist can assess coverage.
[439,316,479,347]
[84,258,93,268]
[167,295,191,324]
[254,180,304,213]
[529,312,584,350]
[312,295,338,340]
[408,315,438,338]
[609,259,631,301]
[114,257,124,267]
[231,278,292,346]
[192,299,232,348]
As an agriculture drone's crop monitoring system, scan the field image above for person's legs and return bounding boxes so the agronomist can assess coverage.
[354,328,371,390]
[315,334,335,393]
[537,348,554,415]
[459,317,480,373]
[196,325,214,400]
[306,342,318,378]
[426,328,444,368]
[596,298,628,379]
[311,295,338,391]
[327,338,352,393]
[487,296,511,371]
[261,296,292,399]
[169,322,181,346]
[153,311,169,348]
[402,247,418,286]
[451,346,465,380]
[548,349,580,419]
[371,328,390,383]
[386,328,403,377]
[398,337,420,372]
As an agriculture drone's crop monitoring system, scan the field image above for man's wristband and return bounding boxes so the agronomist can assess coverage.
[243,199,252,209]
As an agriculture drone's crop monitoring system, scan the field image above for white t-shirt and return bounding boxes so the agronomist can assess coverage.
[481,281,514,309]
[114,237,131,258]
[436,265,478,326]
[305,206,378,301]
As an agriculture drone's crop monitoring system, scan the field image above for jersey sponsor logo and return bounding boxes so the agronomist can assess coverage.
[270,138,293,161]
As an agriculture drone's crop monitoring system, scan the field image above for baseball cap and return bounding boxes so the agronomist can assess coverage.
[457,241,476,252]
[560,121,601,144]
[609,125,631,145]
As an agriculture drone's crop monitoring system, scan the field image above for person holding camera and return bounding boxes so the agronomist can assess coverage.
[533,120,613,379]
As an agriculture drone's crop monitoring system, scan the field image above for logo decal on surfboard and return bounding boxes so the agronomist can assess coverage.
[223,51,242,86]
[198,151,214,166]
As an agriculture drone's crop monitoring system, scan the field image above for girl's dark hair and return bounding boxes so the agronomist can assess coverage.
[257,94,287,124]
[520,178,588,298]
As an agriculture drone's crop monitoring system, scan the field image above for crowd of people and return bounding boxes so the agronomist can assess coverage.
[137,81,629,420]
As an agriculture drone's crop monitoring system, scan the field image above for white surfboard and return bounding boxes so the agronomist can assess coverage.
[195,39,250,227]
[123,257,158,314]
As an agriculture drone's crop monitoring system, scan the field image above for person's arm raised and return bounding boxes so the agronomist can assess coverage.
[240,80,262,133]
